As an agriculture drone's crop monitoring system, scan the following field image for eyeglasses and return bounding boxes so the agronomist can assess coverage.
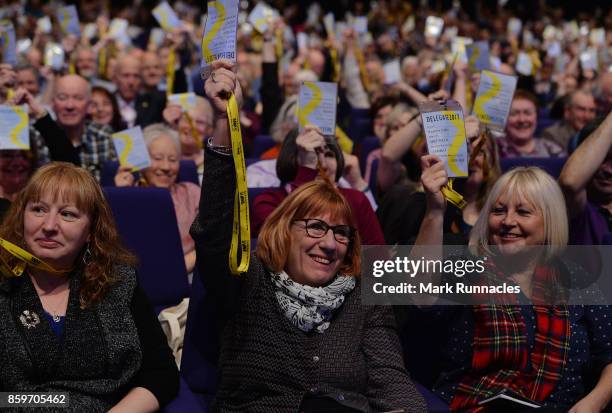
[293,218,355,244]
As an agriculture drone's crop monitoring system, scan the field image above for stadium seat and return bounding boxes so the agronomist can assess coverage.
[180,269,219,411]
[104,187,190,313]
[163,376,207,413]
[347,108,373,144]
[252,135,276,158]
[500,157,567,178]
[100,160,199,187]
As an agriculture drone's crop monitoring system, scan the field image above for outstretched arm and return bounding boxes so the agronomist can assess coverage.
[559,112,612,218]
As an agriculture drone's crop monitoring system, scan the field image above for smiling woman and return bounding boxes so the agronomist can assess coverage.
[114,123,200,273]
[192,60,427,413]
[407,158,612,411]
[0,162,178,412]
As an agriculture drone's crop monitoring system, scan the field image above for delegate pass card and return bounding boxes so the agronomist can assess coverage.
[419,100,468,178]
[200,0,239,78]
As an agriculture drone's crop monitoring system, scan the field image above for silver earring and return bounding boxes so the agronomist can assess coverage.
[83,246,92,266]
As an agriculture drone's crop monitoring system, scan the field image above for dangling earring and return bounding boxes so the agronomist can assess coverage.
[82,244,93,266]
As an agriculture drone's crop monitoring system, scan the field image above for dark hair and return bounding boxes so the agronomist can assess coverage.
[512,89,539,110]
[276,128,344,184]
[91,86,127,132]
[370,94,399,118]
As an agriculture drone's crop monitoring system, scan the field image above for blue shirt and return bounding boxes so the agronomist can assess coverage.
[43,311,65,339]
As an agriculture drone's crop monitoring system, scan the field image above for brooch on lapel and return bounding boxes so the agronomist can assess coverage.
[142,101,149,108]
[19,310,40,329]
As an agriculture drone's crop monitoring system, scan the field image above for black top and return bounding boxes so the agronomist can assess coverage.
[376,185,469,245]
[260,61,284,134]
[0,265,178,411]
[33,113,80,166]
[130,284,180,405]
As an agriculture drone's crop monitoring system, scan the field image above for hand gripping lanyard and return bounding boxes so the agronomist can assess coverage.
[0,238,72,278]
[227,94,250,275]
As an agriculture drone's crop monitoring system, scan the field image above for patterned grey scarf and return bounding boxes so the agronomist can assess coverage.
[270,271,356,334]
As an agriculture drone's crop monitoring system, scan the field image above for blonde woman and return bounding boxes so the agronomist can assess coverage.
[409,158,612,411]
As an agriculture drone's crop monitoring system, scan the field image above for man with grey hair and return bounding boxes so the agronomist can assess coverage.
[113,55,165,128]
[543,89,597,149]
[33,74,116,181]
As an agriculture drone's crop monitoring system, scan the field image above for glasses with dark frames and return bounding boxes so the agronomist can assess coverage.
[293,218,355,244]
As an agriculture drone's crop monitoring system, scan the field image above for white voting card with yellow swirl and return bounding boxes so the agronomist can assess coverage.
[472,70,517,131]
[168,93,196,112]
[111,126,151,171]
[152,1,181,32]
[56,5,80,37]
[200,0,239,78]
[420,100,468,178]
[297,81,338,136]
[466,41,490,72]
[247,2,278,34]
[0,105,29,150]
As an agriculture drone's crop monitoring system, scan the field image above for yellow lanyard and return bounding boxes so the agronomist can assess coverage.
[274,27,283,61]
[166,46,176,96]
[441,178,467,210]
[227,94,250,274]
[0,238,72,277]
[329,46,340,83]
[98,27,107,78]
[353,39,370,92]
[183,112,202,150]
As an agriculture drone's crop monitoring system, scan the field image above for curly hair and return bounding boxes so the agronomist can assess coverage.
[0,162,137,307]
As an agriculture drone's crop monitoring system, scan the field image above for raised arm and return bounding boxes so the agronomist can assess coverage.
[260,21,284,133]
[559,111,612,218]
[377,117,421,193]
[414,155,447,246]
[11,88,80,165]
[190,60,244,321]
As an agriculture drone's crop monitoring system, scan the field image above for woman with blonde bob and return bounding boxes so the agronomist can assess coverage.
[0,162,178,412]
[411,156,612,412]
[191,60,427,413]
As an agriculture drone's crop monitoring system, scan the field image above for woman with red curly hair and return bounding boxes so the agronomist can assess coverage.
[0,162,178,412]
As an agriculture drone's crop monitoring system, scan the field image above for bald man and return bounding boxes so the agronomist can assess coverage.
[35,74,117,181]
[113,55,165,128]
[543,90,597,149]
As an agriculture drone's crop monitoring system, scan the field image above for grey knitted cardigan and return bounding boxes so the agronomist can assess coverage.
[0,265,141,413]
[191,148,427,413]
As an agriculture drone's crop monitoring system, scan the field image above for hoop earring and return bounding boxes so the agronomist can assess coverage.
[82,245,93,266]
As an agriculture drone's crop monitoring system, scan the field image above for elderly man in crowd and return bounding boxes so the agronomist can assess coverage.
[33,74,116,181]
[113,55,165,128]
[543,89,597,149]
